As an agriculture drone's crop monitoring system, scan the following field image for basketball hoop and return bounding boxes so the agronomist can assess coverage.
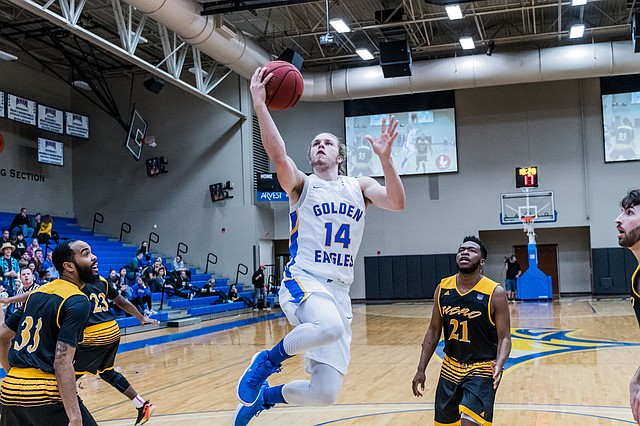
[521,215,536,244]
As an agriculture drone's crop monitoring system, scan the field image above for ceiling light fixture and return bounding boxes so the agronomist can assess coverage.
[72,80,92,91]
[0,50,18,61]
[329,18,350,33]
[356,48,374,60]
[445,5,463,20]
[571,0,587,6]
[569,24,585,39]
[459,37,475,50]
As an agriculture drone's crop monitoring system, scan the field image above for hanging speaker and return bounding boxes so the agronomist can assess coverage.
[379,40,412,78]
[143,77,165,94]
[277,48,304,71]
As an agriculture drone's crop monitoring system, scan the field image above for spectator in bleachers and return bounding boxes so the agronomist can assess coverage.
[228,284,256,309]
[25,238,40,259]
[124,251,144,284]
[17,251,30,269]
[1,230,11,246]
[32,249,44,274]
[9,207,33,239]
[172,255,191,280]
[38,269,50,285]
[37,214,53,244]
[12,232,26,260]
[30,212,42,237]
[130,276,155,316]
[42,250,53,271]
[0,242,19,297]
[138,241,151,269]
[112,267,132,300]
[144,256,163,280]
[147,267,167,293]
[165,270,197,300]
[27,259,39,282]
[200,276,217,297]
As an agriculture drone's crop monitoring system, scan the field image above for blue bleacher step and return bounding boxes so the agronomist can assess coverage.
[169,295,219,309]
[187,301,244,316]
[167,317,202,328]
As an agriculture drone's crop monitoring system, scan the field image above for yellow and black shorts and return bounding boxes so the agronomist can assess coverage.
[0,368,97,425]
[434,356,496,426]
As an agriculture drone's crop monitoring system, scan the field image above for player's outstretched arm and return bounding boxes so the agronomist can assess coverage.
[54,341,82,426]
[491,285,512,390]
[0,322,15,373]
[113,294,159,326]
[630,366,640,424]
[412,286,443,397]
[250,67,306,199]
[0,291,29,306]
[361,115,405,211]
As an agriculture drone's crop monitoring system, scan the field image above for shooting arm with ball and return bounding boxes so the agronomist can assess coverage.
[250,67,307,203]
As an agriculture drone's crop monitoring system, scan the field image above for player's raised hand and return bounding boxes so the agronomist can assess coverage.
[250,67,273,107]
[365,115,399,160]
[140,317,160,326]
[631,380,640,424]
[411,370,426,397]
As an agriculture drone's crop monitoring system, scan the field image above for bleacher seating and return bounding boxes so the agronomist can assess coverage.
[0,212,264,327]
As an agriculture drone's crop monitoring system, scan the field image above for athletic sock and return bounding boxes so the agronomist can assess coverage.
[264,384,287,406]
[266,339,292,365]
[132,395,145,409]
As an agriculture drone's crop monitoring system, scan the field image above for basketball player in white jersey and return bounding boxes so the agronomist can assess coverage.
[234,67,405,425]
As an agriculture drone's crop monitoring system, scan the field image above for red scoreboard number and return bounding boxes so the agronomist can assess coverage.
[515,166,538,188]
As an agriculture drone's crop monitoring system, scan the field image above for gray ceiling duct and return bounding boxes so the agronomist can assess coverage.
[126,0,640,102]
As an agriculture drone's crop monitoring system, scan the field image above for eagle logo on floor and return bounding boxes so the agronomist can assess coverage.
[435,327,640,372]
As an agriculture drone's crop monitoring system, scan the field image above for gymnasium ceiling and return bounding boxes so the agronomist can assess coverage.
[0,0,636,105]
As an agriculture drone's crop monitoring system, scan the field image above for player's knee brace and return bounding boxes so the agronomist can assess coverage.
[99,369,131,393]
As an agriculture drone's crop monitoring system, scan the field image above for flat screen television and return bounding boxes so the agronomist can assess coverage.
[344,91,457,177]
[601,75,640,163]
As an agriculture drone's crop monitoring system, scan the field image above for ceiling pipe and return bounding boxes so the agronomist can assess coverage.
[125,0,640,102]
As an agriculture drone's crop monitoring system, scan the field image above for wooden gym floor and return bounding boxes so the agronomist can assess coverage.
[75,298,640,425]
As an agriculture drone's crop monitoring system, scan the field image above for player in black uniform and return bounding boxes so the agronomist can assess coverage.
[0,240,95,426]
[76,275,159,425]
[615,189,640,424]
[414,135,432,173]
[412,236,511,426]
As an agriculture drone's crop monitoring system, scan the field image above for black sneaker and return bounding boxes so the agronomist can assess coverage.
[135,400,155,425]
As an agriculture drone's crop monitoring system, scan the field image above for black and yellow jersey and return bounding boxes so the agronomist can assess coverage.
[438,274,499,365]
[5,279,92,374]
[631,265,640,327]
[80,276,121,346]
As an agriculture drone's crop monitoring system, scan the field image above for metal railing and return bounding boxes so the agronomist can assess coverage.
[92,212,104,233]
[205,252,218,274]
[234,263,248,286]
[119,222,131,242]
[176,242,188,258]
[148,232,159,253]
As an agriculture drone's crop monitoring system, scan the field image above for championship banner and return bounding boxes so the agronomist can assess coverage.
[65,112,89,139]
[7,93,36,125]
[37,104,64,134]
[37,138,64,167]
[0,91,4,118]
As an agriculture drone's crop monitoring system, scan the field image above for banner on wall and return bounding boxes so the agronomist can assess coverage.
[65,112,89,139]
[37,104,64,134]
[7,94,36,125]
[37,137,64,167]
[0,91,4,118]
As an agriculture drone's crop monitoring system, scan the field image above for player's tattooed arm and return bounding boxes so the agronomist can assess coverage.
[54,340,82,425]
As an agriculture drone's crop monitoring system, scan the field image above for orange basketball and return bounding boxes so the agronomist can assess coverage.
[262,60,304,111]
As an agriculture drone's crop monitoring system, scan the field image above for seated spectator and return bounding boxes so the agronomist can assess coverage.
[27,259,40,282]
[199,275,217,297]
[138,241,151,268]
[47,263,59,280]
[144,256,164,280]
[9,208,33,239]
[37,214,54,244]
[25,238,40,259]
[130,276,155,316]
[12,232,27,260]
[1,230,11,246]
[147,267,168,293]
[38,269,51,285]
[42,251,53,271]
[172,255,192,280]
[32,249,44,274]
[165,270,197,300]
[124,251,145,284]
[30,212,42,237]
[18,251,30,269]
[228,284,256,309]
[112,267,132,300]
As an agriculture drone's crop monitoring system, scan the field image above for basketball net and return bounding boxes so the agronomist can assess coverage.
[142,135,156,147]
[521,215,536,245]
